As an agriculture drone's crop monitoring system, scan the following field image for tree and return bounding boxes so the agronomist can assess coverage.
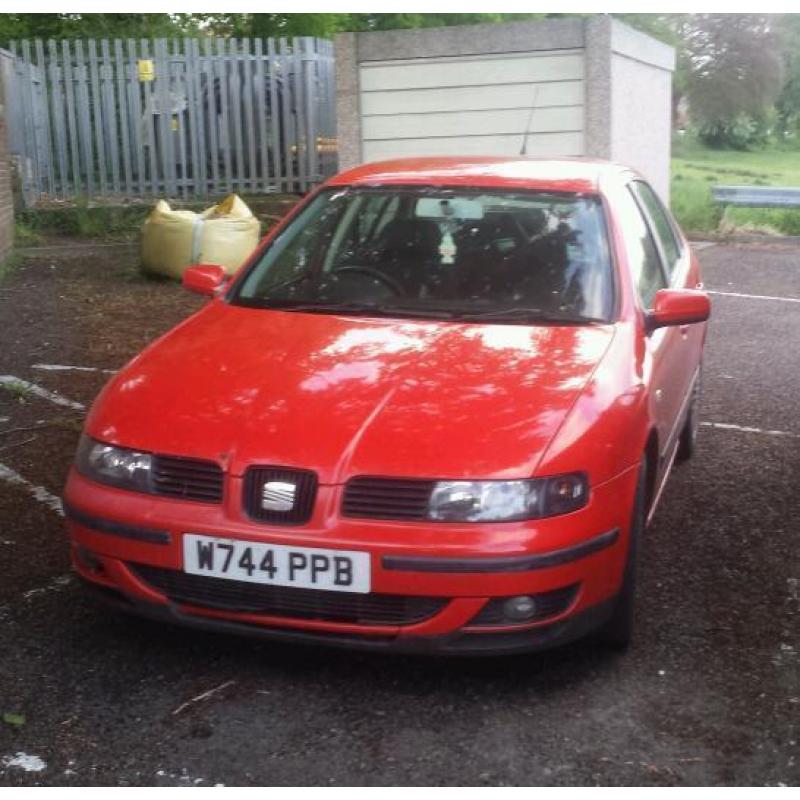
[776,14,800,136]
[195,13,545,39]
[0,13,187,45]
[680,14,785,148]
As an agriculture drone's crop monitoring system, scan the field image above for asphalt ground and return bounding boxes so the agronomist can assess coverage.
[0,239,798,786]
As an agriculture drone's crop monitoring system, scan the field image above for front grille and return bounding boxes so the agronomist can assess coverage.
[468,584,580,627]
[342,477,435,520]
[243,466,317,524]
[131,564,448,625]
[151,454,223,503]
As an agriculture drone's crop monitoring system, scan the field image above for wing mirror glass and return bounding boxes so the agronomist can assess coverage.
[182,264,227,297]
[647,289,710,333]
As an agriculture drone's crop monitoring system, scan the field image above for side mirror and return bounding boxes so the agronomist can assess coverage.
[182,264,227,297]
[646,289,710,333]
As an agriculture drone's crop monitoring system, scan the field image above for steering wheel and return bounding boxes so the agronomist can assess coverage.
[331,265,405,296]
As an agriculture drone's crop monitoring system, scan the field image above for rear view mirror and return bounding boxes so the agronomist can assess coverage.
[416,197,484,220]
[182,264,227,297]
[646,289,710,333]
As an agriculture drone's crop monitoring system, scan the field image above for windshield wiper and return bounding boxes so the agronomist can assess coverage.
[243,298,601,324]
[451,307,604,325]
[256,300,459,320]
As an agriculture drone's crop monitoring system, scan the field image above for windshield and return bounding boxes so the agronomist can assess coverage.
[232,187,615,323]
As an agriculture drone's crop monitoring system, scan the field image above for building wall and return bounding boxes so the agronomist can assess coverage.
[583,17,675,201]
[336,17,675,203]
[608,20,675,202]
[337,18,586,170]
[359,50,585,162]
[0,50,13,264]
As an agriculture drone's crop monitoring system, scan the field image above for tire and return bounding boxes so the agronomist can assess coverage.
[676,372,701,462]
[597,460,647,649]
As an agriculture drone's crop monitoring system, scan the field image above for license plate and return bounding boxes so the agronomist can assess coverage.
[182,534,370,593]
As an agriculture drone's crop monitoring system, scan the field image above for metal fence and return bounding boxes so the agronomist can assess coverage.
[5,37,337,205]
[711,185,800,208]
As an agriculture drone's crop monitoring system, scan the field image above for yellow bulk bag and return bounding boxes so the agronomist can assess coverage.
[140,194,261,279]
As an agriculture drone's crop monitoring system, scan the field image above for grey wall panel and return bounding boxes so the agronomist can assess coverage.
[362,131,584,161]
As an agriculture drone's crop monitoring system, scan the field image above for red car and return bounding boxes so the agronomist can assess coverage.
[64,157,709,655]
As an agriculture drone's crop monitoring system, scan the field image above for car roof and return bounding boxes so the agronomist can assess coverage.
[328,156,635,194]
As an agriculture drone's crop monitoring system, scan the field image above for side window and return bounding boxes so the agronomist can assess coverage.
[617,186,667,309]
[632,181,681,281]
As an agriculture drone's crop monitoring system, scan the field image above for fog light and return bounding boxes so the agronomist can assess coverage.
[503,595,538,621]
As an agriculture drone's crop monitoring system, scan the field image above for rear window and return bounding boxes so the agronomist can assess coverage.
[234,187,615,323]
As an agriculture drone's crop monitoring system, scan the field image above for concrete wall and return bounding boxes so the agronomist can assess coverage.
[358,48,585,161]
[0,50,13,264]
[337,19,586,170]
[585,16,675,201]
[336,16,675,202]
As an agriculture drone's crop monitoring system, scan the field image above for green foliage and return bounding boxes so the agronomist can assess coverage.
[0,378,33,399]
[1,712,26,728]
[698,109,777,150]
[0,252,25,283]
[726,206,800,235]
[0,12,564,48]
[14,220,42,247]
[17,202,151,240]
[670,174,725,234]
[15,195,296,242]
[0,14,186,45]
[681,15,784,149]
[776,14,800,138]
[195,13,546,39]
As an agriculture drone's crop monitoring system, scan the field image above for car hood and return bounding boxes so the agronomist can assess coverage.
[87,302,615,483]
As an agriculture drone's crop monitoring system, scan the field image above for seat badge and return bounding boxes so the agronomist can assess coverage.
[261,480,297,512]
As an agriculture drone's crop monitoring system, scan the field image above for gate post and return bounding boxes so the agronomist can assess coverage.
[0,49,15,263]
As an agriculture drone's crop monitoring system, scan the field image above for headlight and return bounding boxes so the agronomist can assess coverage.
[428,473,588,522]
[75,435,153,493]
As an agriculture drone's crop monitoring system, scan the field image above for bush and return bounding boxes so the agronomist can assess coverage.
[14,194,298,242]
[698,111,777,150]
[13,221,42,246]
[670,176,725,234]
[725,207,800,235]
[16,201,151,240]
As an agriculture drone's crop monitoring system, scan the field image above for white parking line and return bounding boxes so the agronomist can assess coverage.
[0,462,64,516]
[701,421,799,439]
[0,573,74,621]
[707,290,800,304]
[0,375,85,411]
[22,573,72,600]
[0,463,72,619]
[32,363,116,375]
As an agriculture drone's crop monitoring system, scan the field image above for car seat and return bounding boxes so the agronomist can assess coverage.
[371,218,443,297]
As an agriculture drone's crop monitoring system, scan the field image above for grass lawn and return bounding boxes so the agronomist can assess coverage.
[671,138,800,236]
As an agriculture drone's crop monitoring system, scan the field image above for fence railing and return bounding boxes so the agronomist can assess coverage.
[5,37,337,205]
[711,185,800,209]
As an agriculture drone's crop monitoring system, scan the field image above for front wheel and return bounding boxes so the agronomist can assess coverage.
[596,460,647,649]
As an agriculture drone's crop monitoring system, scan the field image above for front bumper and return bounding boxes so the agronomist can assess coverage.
[80,577,617,655]
[64,463,639,655]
